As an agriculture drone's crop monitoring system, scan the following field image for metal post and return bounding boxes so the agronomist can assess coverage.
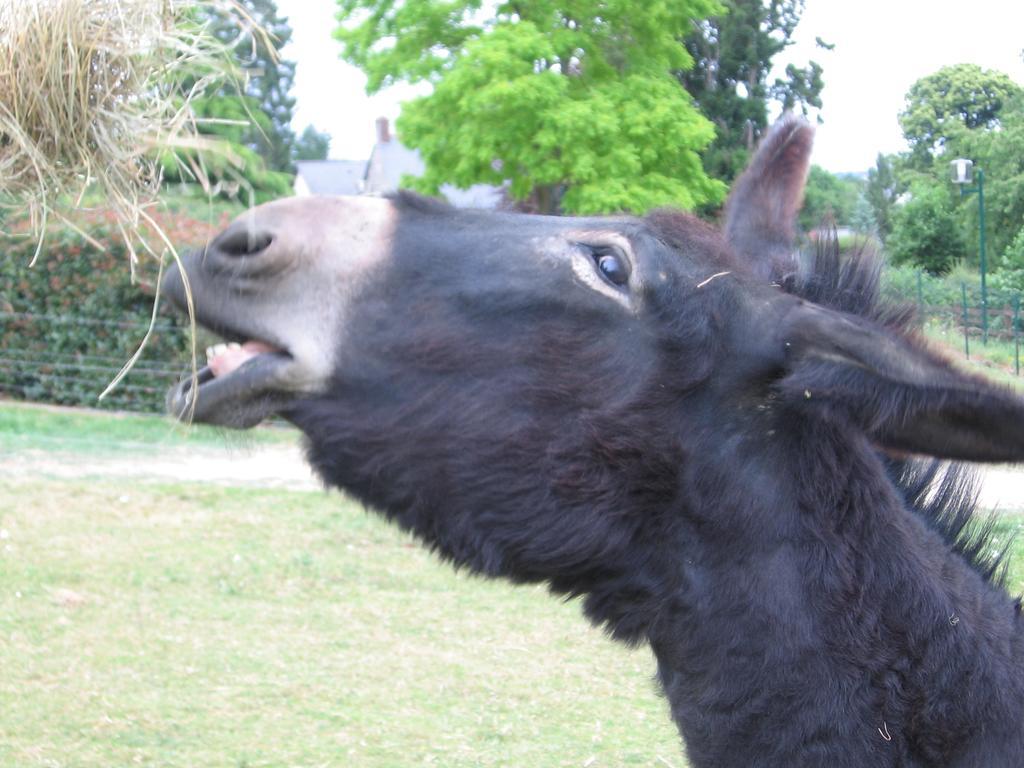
[958,168,988,344]
[1014,294,1021,376]
[961,283,970,359]
[916,270,924,318]
[978,169,987,344]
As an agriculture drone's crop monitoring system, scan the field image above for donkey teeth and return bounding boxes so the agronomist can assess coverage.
[205,343,230,363]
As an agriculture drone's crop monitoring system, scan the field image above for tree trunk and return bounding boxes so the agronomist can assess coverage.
[534,184,560,215]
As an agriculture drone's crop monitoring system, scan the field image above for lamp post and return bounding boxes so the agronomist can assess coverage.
[951,158,987,343]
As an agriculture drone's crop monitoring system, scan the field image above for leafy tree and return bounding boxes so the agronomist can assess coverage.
[956,93,1024,264]
[899,64,1022,167]
[201,0,298,172]
[985,94,1024,293]
[294,125,332,162]
[893,68,1024,275]
[681,0,826,182]
[799,165,861,230]
[864,153,901,242]
[850,192,877,237]
[988,227,1024,294]
[1005,228,1024,270]
[160,92,293,203]
[335,0,727,214]
[243,0,298,171]
[887,182,966,275]
[161,1,295,200]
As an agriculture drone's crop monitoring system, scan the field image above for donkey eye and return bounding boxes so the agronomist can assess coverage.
[595,251,629,286]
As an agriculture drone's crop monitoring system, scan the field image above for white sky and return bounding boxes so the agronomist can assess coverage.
[276,0,1024,174]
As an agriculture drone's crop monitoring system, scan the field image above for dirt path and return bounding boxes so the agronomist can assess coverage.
[2,442,322,491]
[3,432,1023,508]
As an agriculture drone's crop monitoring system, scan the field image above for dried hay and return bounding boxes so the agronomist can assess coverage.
[0,0,269,411]
[0,0,259,259]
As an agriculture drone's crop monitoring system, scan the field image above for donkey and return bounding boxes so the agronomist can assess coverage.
[162,118,1024,766]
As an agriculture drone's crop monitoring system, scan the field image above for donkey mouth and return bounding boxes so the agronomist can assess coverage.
[159,245,330,429]
[205,340,281,379]
[167,337,295,429]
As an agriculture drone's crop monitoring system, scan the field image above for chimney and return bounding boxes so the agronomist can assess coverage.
[375,116,391,144]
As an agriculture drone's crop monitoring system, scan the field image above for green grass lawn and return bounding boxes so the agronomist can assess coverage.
[4,403,1024,767]
[0,479,683,768]
[4,480,1022,768]
[0,400,297,456]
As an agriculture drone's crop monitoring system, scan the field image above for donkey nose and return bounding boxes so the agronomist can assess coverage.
[211,224,274,259]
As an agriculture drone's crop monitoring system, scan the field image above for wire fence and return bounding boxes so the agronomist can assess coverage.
[883,274,1024,375]
[0,310,192,412]
[952,290,1022,370]
[2,281,1023,418]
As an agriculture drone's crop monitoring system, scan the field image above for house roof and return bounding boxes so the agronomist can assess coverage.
[365,138,503,209]
[295,160,365,196]
[364,140,425,194]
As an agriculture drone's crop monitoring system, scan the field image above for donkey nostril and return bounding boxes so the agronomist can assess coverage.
[215,228,274,258]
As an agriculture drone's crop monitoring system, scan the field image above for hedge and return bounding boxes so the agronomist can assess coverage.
[0,205,236,413]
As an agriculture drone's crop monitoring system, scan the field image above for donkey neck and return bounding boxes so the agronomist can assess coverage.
[649,415,1024,767]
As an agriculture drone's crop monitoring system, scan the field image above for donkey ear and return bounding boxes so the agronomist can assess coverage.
[724,115,814,280]
[777,303,1024,463]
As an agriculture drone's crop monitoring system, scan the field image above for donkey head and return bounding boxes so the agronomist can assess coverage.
[162,117,1024,641]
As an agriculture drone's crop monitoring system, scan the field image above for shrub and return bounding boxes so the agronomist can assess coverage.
[981,229,1024,296]
[882,263,973,307]
[887,182,966,274]
[989,269,1024,296]
[1001,227,1024,270]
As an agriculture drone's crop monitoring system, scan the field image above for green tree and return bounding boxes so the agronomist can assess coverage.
[160,92,293,202]
[161,1,295,201]
[887,182,966,275]
[799,165,861,230]
[850,192,877,237]
[864,153,901,242]
[294,125,332,162]
[1004,228,1024,270]
[989,76,1024,289]
[893,68,1024,275]
[988,226,1024,294]
[681,0,826,182]
[205,0,298,173]
[956,93,1024,264]
[335,0,726,214]
[898,63,1022,168]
